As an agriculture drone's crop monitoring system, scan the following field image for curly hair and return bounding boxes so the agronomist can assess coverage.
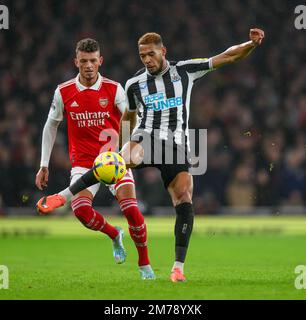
[76,38,100,54]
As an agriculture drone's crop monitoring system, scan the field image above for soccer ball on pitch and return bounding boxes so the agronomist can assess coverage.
[93,151,126,184]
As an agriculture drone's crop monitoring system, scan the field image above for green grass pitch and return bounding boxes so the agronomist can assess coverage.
[0,215,306,300]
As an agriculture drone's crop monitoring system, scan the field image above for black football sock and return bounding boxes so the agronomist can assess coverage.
[174,202,194,263]
[69,169,99,195]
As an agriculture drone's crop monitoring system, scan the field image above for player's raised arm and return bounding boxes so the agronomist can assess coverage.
[211,28,265,69]
[35,87,63,190]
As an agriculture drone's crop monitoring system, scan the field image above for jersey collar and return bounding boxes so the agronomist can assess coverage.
[146,60,170,77]
[76,73,103,91]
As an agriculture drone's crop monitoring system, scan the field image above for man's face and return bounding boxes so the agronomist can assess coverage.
[74,51,103,81]
[139,43,166,75]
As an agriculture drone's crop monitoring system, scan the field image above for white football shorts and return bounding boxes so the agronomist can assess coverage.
[70,167,134,197]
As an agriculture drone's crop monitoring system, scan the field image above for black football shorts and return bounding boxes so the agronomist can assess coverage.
[130,129,191,189]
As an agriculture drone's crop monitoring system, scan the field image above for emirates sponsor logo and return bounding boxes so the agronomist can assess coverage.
[70,111,110,120]
[70,111,110,128]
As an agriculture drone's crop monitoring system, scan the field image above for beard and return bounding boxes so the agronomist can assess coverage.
[148,61,164,75]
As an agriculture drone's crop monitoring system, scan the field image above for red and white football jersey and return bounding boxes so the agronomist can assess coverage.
[48,73,126,168]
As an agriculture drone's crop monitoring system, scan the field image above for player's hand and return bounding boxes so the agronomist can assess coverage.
[35,167,49,190]
[249,28,265,46]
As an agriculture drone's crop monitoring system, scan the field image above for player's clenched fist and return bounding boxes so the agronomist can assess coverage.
[249,28,265,45]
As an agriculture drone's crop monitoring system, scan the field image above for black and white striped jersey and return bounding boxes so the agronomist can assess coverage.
[125,58,213,145]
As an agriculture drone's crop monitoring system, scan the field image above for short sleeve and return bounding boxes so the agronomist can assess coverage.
[177,58,213,81]
[125,80,138,112]
[48,87,64,121]
[114,83,126,114]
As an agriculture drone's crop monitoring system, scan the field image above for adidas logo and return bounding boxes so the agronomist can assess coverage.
[70,101,79,107]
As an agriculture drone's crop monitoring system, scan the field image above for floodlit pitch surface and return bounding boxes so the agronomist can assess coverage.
[1,215,306,299]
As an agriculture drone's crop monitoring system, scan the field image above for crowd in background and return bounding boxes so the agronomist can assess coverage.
[1,0,305,215]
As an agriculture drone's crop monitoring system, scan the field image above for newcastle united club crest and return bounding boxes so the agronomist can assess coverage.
[170,71,181,82]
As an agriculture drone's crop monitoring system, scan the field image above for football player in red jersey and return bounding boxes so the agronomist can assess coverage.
[35,39,155,280]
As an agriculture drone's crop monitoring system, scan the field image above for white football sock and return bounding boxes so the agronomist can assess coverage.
[172,261,184,272]
[139,264,152,271]
[59,188,73,202]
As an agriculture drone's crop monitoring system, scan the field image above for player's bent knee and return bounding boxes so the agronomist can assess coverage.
[169,179,193,205]
[116,184,136,202]
[174,189,192,205]
[119,198,144,226]
[170,181,193,205]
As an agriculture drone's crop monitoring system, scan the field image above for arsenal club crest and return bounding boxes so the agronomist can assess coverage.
[99,98,108,108]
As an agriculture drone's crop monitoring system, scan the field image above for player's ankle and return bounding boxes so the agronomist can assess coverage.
[172,261,184,273]
[58,188,72,201]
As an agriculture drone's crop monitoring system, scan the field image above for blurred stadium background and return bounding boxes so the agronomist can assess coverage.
[0,0,306,217]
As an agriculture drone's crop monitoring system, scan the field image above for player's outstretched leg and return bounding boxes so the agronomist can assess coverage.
[36,169,100,214]
[62,169,100,201]
[36,156,133,214]
[71,196,126,264]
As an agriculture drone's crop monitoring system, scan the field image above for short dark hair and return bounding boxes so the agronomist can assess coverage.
[76,38,100,54]
[138,32,163,47]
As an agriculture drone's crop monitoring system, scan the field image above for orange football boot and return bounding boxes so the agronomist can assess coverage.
[170,268,186,282]
[36,194,66,214]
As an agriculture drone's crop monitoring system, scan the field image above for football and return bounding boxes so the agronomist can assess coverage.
[93,151,126,184]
